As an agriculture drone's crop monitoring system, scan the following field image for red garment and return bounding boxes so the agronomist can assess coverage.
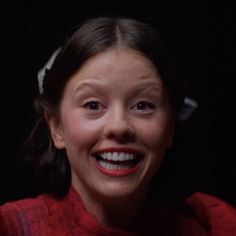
[0,186,235,236]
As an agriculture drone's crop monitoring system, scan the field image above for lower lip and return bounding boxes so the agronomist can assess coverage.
[95,161,141,177]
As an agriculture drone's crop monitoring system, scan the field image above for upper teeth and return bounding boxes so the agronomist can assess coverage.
[100,152,136,161]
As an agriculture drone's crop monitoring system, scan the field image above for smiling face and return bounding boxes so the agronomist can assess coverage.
[48,47,174,205]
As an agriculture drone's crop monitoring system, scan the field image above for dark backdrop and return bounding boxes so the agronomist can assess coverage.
[0,1,235,207]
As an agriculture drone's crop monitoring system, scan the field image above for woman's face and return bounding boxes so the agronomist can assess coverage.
[49,48,174,202]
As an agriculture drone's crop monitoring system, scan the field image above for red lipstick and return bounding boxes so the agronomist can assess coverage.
[93,147,143,177]
[95,162,140,177]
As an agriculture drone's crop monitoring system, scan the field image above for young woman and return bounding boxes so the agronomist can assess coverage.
[1,16,235,235]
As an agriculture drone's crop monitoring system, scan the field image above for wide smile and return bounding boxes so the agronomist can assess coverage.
[92,148,144,177]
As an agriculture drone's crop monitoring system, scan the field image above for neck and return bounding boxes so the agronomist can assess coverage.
[98,194,146,230]
[74,184,147,230]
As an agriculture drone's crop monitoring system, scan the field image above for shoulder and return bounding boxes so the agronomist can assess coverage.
[0,187,86,236]
[0,193,55,216]
[184,192,236,235]
[0,193,59,235]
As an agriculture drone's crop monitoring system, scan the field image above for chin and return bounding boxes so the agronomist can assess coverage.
[96,181,147,200]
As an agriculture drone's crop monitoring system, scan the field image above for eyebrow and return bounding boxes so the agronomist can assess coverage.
[132,82,163,94]
[73,76,163,95]
[74,81,104,94]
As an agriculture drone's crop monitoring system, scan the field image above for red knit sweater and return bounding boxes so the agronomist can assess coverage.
[0,186,235,235]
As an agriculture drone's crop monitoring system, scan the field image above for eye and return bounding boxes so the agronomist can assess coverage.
[133,101,156,111]
[83,101,103,110]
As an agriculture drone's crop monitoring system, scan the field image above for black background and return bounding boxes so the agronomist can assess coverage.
[0,1,235,207]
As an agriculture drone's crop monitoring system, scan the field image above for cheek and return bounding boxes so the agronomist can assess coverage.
[141,120,172,176]
[61,115,103,148]
[139,120,172,149]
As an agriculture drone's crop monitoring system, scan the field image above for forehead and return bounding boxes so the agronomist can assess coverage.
[70,47,161,84]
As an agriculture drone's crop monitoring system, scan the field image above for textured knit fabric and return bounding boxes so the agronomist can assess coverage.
[0,186,235,235]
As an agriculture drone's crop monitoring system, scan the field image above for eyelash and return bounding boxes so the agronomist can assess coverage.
[82,100,156,114]
[132,101,156,111]
[83,101,104,110]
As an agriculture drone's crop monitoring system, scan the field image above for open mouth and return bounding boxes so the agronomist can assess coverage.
[92,151,144,176]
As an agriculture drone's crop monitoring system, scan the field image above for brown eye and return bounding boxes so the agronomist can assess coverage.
[135,101,155,110]
[83,101,101,110]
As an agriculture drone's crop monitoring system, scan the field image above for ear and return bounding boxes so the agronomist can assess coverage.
[44,112,66,149]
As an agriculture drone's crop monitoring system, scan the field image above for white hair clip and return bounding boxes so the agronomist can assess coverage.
[37,47,62,94]
[178,96,198,121]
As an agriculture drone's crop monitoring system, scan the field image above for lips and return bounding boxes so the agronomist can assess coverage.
[92,148,144,177]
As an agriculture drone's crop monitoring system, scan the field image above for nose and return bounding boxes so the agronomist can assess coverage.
[103,107,135,142]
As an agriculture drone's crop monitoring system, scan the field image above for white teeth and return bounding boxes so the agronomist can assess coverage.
[98,160,133,170]
[100,152,136,161]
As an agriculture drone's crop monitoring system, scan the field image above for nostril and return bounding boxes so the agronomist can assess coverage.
[106,129,135,143]
[103,111,135,141]
[123,129,135,140]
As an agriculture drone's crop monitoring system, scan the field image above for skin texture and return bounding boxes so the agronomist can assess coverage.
[47,47,174,229]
